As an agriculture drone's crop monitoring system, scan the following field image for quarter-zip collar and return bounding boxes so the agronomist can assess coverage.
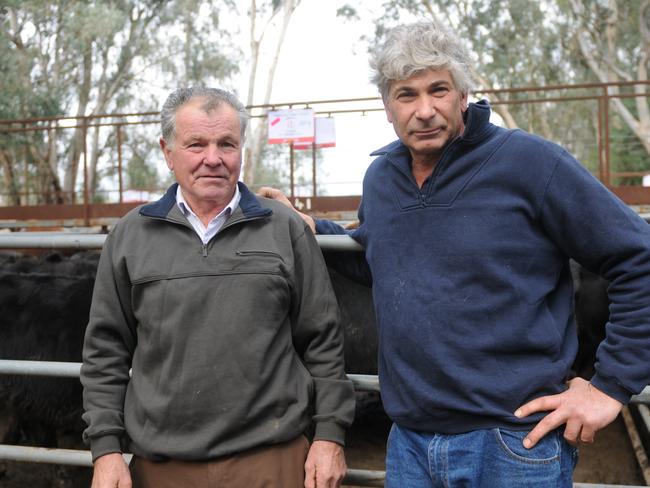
[139,182,273,222]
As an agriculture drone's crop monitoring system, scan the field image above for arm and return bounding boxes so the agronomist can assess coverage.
[258,187,316,232]
[516,149,650,447]
[289,223,355,487]
[81,230,138,462]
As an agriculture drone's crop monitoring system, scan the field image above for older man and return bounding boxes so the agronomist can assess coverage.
[81,87,355,488]
[261,20,650,487]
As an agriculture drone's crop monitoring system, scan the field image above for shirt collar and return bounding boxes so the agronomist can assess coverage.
[175,184,241,223]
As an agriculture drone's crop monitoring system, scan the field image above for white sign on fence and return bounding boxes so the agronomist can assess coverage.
[294,117,336,150]
[267,108,315,144]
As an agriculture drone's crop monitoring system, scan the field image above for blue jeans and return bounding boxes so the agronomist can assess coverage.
[385,423,578,487]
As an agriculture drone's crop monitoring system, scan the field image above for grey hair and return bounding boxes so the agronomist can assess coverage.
[160,86,249,145]
[370,21,474,100]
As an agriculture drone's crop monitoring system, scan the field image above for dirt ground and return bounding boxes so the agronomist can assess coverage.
[0,412,645,487]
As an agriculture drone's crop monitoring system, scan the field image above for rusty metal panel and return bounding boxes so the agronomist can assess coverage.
[0,202,142,222]
[292,196,361,213]
[609,186,650,205]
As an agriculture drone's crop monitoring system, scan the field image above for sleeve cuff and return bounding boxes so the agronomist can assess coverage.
[313,421,346,447]
[315,219,344,235]
[590,372,633,405]
[89,435,123,462]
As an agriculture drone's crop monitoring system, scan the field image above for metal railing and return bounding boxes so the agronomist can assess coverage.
[0,359,383,486]
[1,80,649,210]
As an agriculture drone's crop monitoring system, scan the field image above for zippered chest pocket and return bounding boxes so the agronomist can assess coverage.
[229,249,288,277]
[235,250,283,259]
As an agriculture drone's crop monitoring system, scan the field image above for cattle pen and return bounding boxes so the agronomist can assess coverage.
[0,232,650,487]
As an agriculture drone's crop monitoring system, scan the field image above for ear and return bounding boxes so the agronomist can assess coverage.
[160,138,173,171]
[384,102,394,124]
[460,92,469,113]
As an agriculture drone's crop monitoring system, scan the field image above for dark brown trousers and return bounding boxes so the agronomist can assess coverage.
[130,436,310,488]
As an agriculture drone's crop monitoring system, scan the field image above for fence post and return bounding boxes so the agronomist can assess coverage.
[117,124,124,204]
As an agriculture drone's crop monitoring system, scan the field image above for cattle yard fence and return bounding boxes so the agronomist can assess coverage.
[1,80,650,231]
[0,233,649,487]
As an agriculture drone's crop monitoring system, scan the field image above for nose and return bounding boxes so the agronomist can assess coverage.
[414,97,436,120]
[203,143,222,166]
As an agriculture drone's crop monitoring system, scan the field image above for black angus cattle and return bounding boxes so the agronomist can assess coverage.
[570,261,610,380]
[0,251,99,448]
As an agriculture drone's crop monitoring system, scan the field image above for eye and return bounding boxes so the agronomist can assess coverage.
[431,86,449,97]
[221,141,238,149]
[396,91,415,100]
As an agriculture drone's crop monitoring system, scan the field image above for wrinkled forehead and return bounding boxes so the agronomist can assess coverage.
[173,99,241,138]
[387,68,456,94]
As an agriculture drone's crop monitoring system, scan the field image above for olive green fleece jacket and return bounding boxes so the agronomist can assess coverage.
[81,183,355,462]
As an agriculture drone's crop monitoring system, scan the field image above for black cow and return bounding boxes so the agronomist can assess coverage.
[0,251,99,448]
[570,261,610,380]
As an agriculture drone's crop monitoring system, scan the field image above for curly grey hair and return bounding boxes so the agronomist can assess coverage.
[160,87,249,146]
[370,21,474,100]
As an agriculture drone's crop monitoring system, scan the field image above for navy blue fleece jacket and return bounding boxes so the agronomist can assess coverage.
[316,100,650,434]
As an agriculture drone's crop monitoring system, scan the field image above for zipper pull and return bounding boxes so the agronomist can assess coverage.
[202,243,208,257]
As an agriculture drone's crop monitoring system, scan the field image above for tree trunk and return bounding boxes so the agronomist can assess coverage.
[47,128,64,203]
[0,151,21,206]
[569,0,650,157]
[88,125,101,201]
[243,0,301,187]
[64,46,93,203]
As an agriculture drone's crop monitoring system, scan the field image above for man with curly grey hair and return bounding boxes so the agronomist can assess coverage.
[82,86,355,488]
[261,19,650,487]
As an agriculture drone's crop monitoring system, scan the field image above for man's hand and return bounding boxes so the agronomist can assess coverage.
[257,186,316,233]
[514,377,623,448]
[91,452,132,488]
[304,440,347,488]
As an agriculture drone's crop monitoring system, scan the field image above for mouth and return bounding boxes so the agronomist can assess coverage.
[411,127,443,137]
[196,174,228,180]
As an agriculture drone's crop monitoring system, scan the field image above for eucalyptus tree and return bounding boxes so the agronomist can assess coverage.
[338,0,649,178]
[565,0,650,181]
[242,0,302,188]
[1,0,239,204]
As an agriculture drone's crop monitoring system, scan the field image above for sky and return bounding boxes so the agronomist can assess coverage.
[234,1,399,196]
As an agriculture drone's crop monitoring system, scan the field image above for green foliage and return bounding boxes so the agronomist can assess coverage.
[336,4,359,20]
[126,138,161,190]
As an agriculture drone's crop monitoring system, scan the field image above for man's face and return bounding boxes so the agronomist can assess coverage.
[384,69,468,164]
[160,98,242,212]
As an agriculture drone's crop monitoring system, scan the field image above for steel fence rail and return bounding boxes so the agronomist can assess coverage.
[0,360,380,392]
[0,445,392,486]
[2,360,649,400]
[0,233,364,251]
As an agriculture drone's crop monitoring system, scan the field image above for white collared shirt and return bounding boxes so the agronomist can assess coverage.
[175,185,241,244]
